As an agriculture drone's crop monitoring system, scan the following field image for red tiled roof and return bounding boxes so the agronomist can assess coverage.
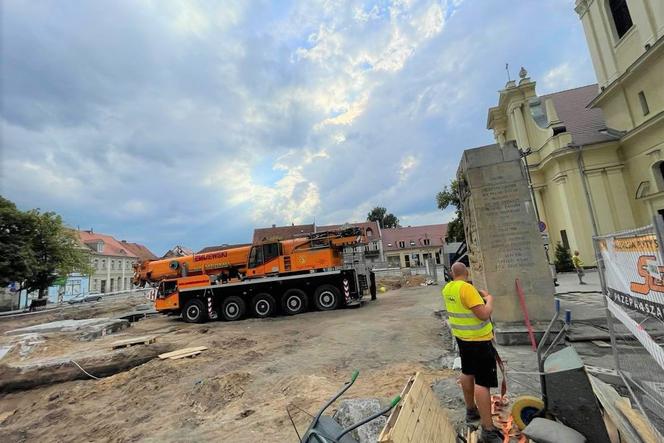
[252,224,315,243]
[541,84,614,146]
[78,231,138,258]
[120,241,158,261]
[381,224,448,250]
[162,245,194,259]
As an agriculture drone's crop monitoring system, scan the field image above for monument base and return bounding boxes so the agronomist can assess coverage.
[494,321,562,346]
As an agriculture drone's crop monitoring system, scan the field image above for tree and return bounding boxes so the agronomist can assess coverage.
[0,196,92,298]
[0,197,34,289]
[554,242,574,272]
[367,206,400,228]
[436,179,465,242]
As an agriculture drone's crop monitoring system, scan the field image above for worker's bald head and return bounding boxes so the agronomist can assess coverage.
[451,262,468,280]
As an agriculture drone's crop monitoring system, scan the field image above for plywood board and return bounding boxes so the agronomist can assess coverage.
[378,372,456,443]
[158,346,207,359]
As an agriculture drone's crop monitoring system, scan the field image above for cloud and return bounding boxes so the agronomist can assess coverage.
[540,61,581,93]
[1,0,595,253]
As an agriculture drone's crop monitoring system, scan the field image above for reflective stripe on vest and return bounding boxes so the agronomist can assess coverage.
[441,280,493,339]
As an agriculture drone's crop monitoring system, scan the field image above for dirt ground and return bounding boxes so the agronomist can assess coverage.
[0,286,454,442]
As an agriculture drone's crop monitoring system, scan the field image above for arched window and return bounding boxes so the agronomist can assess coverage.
[607,0,633,39]
[366,228,373,237]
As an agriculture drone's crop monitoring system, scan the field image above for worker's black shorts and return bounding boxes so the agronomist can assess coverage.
[456,338,498,389]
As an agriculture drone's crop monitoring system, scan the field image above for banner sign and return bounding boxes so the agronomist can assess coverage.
[598,234,664,321]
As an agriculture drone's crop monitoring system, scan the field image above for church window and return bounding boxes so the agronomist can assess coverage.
[608,0,633,39]
[638,91,650,116]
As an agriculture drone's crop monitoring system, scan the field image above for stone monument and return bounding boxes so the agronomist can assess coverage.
[458,141,555,344]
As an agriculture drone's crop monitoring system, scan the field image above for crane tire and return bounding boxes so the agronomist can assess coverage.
[313,284,340,311]
[511,395,545,430]
[281,289,308,315]
[221,296,246,321]
[183,299,206,323]
[252,293,276,318]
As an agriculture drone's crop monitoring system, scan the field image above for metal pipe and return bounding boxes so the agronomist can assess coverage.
[522,152,542,223]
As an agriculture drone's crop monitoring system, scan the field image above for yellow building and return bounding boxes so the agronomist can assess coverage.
[484,0,663,261]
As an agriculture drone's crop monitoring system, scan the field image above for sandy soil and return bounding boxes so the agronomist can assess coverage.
[0,286,454,442]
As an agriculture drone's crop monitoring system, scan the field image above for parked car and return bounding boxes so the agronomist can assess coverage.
[67,294,102,304]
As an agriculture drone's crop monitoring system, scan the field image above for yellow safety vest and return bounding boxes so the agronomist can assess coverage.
[442,280,493,340]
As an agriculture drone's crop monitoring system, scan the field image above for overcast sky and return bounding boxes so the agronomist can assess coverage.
[0,0,596,255]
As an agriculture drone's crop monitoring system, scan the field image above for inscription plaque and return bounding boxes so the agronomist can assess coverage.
[457,142,554,325]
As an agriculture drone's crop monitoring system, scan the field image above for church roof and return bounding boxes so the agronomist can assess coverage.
[541,84,615,146]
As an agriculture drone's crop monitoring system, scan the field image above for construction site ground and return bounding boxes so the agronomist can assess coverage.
[0,286,453,443]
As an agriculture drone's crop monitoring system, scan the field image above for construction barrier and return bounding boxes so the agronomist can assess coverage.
[594,221,664,435]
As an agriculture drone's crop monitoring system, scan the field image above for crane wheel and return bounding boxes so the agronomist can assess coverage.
[183,299,206,323]
[221,296,246,321]
[313,285,340,311]
[252,293,276,318]
[281,289,308,315]
[511,395,545,430]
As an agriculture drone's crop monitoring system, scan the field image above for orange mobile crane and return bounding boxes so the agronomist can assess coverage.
[132,244,252,287]
[137,227,376,323]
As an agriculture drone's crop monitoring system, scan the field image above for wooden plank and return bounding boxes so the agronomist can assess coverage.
[168,350,203,360]
[589,375,642,443]
[615,398,662,443]
[158,346,207,359]
[404,385,431,441]
[379,372,457,443]
[379,376,414,443]
[409,392,435,442]
[110,335,156,349]
[391,374,428,442]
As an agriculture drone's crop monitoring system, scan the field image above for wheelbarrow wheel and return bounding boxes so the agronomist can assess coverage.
[511,395,545,430]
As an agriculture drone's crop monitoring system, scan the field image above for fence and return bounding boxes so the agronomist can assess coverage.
[371,261,446,283]
[593,220,664,434]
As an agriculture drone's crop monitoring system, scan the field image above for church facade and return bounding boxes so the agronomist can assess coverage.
[482,0,663,260]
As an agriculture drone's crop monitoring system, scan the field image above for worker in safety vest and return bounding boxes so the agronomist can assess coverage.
[572,250,586,285]
[442,262,503,443]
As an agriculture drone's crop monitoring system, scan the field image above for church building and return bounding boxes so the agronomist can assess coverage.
[482,0,663,259]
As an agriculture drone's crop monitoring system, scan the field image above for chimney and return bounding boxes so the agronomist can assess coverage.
[272,224,276,228]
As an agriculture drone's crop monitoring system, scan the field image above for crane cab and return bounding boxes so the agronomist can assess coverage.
[246,242,282,277]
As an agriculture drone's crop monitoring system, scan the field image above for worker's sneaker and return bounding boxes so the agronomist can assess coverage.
[465,407,480,422]
[479,426,504,443]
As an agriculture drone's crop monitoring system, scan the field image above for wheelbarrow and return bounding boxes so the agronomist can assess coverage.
[295,370,402,443]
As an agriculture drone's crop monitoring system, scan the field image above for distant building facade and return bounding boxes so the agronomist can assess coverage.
[79,231,154,293]
[381,224,447,268]
[319,221,384,265]
[47,273,90,303]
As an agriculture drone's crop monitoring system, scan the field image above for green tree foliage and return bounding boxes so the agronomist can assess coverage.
[367,206,400,228]
[436,179,465,242]
[554,242,574,272]
[0,196,93,298]
[0,197,34,288]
